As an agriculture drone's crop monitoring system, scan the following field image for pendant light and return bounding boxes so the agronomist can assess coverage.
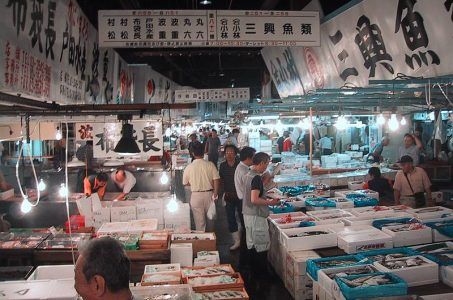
[114,120,140,156]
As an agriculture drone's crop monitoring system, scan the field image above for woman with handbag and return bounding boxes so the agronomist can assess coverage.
[393,155,433,208]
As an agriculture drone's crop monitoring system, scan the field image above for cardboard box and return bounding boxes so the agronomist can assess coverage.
[170,243,193,267]
[338,230,393,254]
[382,224,432,247]
[92,207,111,229]
[281,227,337,251]
[374,255,439,287]
[171,233,216,256]
[110,201,137,222]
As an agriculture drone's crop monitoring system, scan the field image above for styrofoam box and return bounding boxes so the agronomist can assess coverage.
[110,201,137,222]
[144,263,181,275]
[348,181,364,191]
[329,197,354,209]
[170,243,193,267]
[318,264,379,298]
[341,212,413,226]
[136,199,164,224]
[433,228,453,242]
[306,209,345,217]
[338,230,393,254]
[389,205,413,213]
[432,191,444,203]
[92,207,111,229]
[312,213,352,225]
[281,226,337,251]
[0,188,14,200]
[279,223,344,246]
[374,255,438,287]
[347,206,393,217]
[269,211,306,220]
[97,221,130,234]
[193,256,218,267]
[286,250,320,277]
[0,279,77,299]
[127,218,158,234]
[409,206,453,220]
[382,224,432,247]
[27,265,75,281]
[270,216,317,230]
[334,190,352,198]
[441,266,453,288]
[285,274,313,299]
[197,251,220,265]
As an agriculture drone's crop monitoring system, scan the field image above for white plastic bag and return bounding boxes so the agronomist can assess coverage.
[207,201,217,220]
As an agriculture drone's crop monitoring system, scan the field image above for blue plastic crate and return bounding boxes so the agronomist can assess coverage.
[335,272,408,300]
[345,194,379,207]
[305,197,336,208]
[306,254,367,281]
[268,202,295,214]
[425,219,453,238]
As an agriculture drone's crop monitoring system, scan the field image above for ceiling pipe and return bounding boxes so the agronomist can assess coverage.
[0,91,56,110]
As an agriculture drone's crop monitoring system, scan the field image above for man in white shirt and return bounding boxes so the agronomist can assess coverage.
[319,135,333,155]
[234,147,256,201]
[183,141,220,232]
[111,168,136,201]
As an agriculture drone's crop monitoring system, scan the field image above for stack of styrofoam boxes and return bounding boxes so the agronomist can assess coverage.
[280,225,338,251]
[136,197,164,229]
[171,243,193,267]
[336,154,352,166]
[409,206,453,221]
[306,209,353,226]
[260,140,273,155]
[336,225,393,254]
[284,250,320,300]
[321,155,337,169]
[267,216,286,280]
[164,202,191,232]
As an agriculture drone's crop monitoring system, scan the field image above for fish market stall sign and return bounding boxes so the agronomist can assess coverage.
[0,0,116,104]
[98,10,320,48]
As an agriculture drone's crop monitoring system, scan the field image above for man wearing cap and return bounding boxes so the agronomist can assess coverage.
[393,155,432,208]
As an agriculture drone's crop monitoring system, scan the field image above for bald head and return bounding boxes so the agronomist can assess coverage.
[115,169,126,183]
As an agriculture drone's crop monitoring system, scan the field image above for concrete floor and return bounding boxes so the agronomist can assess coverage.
[212,201,293,300]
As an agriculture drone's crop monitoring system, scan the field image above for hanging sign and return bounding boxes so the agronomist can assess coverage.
[75,123,95,141]
[262,0,453,98]
[98,10,320,48]
[174,88,250,103]
[91,121,163,158]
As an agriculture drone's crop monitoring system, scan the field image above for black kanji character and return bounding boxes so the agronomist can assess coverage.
[159,18,166,26]
[80,42,86,80]
[264,23,275,34]
[159,31,166,39]
[184,31,191,39]
[184,18,191,26]
[6,0,27,37]
[196,18,204,26]
[355,15,394,77]
[120,18,127,26]
[395,0,440,69]
[171,31,178,39]
[283,23,293,35]
[121,31,128,39]
[108,31,115,39]
[59,22,69,62]
[329,30,359,81]
[196,31,203,39]
[92,43,99,79]
[171,18,178,26]
[138,126,160,152]
[301,24,312,35]
[45,1,56,60]
[29,0,43,52]
[107,18,115,26]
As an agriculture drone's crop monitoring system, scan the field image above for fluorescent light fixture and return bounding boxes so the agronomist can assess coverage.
[342,90,357,96]
[388,114,399,131]
[114,123,141,155]
[248,115,279,120]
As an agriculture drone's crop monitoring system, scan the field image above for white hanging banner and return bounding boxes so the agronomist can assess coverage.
[262,0,453,97]
[98,10,320,48]
[92,121,163,158]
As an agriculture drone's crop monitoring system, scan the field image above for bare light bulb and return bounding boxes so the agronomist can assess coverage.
[38,179,46,191]
[401,116,407,126]
[59,183,68,197]
[55,127,62,140]
[377,114,386,126]
[21,198,32,214]
[166,197,179,213]
[334,116,348,131]
[164,128,171,138]
[388,114,400,132]
[160,172,169,185]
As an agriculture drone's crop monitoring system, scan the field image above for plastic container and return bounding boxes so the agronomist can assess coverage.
[27,265,75,281]
[306,255,367,281]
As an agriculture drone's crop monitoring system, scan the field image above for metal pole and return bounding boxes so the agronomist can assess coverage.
[309,107,313,177]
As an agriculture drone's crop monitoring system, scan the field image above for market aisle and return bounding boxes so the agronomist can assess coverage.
[213,201,292,300]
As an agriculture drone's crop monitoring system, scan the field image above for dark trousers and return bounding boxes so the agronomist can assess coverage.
[322,149,333,155]
[249,248,269,279]
[225,198,244,233]
[208,155,219,169]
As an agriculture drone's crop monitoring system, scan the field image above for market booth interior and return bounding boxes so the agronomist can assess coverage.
[1,0,453,299]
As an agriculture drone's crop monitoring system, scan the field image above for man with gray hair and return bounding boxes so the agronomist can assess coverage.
[74,237,132,300]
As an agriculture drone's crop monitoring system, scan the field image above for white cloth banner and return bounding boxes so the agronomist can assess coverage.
[262,0,453,97]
